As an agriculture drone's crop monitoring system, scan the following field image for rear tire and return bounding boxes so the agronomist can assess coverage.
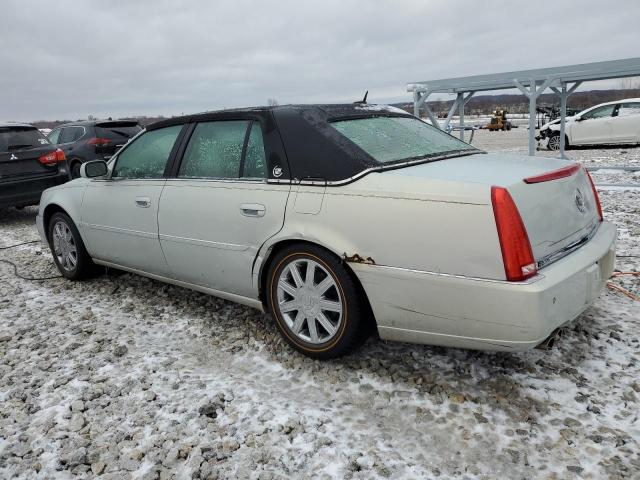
[266,244,369,359]
[47,212,97,280]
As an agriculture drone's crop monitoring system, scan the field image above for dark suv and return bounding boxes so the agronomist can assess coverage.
[0,123,70,209]
[48,120,142,178]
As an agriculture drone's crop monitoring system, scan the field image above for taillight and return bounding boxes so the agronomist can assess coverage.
[584,168,603,222]
[88,138,110,146]
[38,148,66,165]
[491,186,537,281]
[523,163,580,184]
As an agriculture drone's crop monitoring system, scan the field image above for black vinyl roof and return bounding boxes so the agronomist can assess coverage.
[147,104,416,183]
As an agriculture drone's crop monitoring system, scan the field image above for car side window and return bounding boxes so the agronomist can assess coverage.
[48,128,61,144]
[242,122,267,178]
[112,125,182,179]
[58,127,74,143]
[59,126,84,143]
[618,102,640,117]
[178,121,249,179]
[582,105,615,120]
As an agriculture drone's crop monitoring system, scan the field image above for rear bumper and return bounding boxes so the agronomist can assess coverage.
[351,221,617,351]
[0,171,69,208]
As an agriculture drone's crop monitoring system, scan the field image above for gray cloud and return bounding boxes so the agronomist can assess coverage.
[2,0,639,121]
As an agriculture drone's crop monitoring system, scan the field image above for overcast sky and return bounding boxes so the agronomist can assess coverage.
[2,0,640,122]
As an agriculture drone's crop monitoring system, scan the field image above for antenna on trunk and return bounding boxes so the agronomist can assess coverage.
[354,90,368,104]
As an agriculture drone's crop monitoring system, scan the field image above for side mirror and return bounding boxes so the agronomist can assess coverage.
[80,160,109,178]
[575,116,584,122]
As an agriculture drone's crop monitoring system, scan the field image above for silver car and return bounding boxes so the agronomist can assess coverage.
[37,104,616,359]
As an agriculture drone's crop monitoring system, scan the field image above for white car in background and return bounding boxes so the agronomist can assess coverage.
[36,104,616,359]
[539,98,640,150]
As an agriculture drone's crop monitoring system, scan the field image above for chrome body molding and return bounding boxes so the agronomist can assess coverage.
[536,222,599,269]
[158,233,249,251]
[363,263,544,285]
[80,222,158,240]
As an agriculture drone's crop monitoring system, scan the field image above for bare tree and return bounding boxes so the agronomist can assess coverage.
[267,98,279,106]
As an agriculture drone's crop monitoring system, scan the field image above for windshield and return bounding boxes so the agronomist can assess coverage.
[331,116,475,164]
[0,126,50,153]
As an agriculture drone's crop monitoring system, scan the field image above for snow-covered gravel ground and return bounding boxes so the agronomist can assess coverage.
[1,130,638,480]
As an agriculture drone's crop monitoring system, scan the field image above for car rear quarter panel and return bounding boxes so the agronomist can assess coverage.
[266,173,505,280]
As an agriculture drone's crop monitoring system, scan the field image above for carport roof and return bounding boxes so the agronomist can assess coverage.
[407,57,640,93]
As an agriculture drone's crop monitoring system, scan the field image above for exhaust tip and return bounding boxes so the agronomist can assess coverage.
[536,328,563,350]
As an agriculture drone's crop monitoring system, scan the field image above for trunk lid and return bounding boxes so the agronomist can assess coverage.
[382,152,600,268]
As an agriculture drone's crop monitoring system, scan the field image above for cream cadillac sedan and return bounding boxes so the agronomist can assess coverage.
[36,104,616,359]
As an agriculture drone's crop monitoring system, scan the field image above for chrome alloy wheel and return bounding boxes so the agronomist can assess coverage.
[276,258,343,344]
[52,220,78,272]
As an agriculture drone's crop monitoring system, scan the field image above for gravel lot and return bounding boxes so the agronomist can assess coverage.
[1,130,639,479]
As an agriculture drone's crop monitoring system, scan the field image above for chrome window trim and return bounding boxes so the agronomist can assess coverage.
[166,177,267,184]
[266,150,482,186]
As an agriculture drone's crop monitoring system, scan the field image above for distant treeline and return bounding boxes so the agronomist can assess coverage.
[394,88,640,116]
[30,88,640,128]
[33,116,167,130]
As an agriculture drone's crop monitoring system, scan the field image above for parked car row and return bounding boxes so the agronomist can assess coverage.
[0,123,70,209]
[537,97,640,150]
[47,120,142,178]
[0,120,141,208]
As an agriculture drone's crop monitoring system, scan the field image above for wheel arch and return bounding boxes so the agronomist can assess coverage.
[256,238,377,334]
[42,203,71,242]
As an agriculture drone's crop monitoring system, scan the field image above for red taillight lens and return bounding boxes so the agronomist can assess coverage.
[584,168,603,222]
[88,137,110,146]
[523,163,580,184]
[491,186,537,281]
[38,148,66,165]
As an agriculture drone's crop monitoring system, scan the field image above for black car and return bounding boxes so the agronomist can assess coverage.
[47,120,142,178]
[0,123,70,209]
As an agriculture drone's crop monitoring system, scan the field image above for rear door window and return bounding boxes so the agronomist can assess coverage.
[0,127,50,153]
[112,125,182,179]
[178,121,249,179]
[47,128,61,144]
[618,102,640,117]
[59,126,85,143]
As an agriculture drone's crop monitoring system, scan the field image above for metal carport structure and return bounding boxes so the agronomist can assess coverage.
[407,58,640,158]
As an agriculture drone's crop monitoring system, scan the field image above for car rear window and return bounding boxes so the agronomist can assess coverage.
[331,116,474,164]
[95,122,142,142]
[0,126,50,153]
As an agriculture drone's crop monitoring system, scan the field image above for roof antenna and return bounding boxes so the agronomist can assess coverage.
[354,90,368,104]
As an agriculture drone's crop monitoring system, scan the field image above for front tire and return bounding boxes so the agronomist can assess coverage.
[547,133,568,151]
[266,244,369,359]
[47,212,97,280]
[70,160,82,179]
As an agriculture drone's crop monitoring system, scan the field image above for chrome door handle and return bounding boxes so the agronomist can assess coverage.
[240,203,266,217]
[135,197,151,208]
